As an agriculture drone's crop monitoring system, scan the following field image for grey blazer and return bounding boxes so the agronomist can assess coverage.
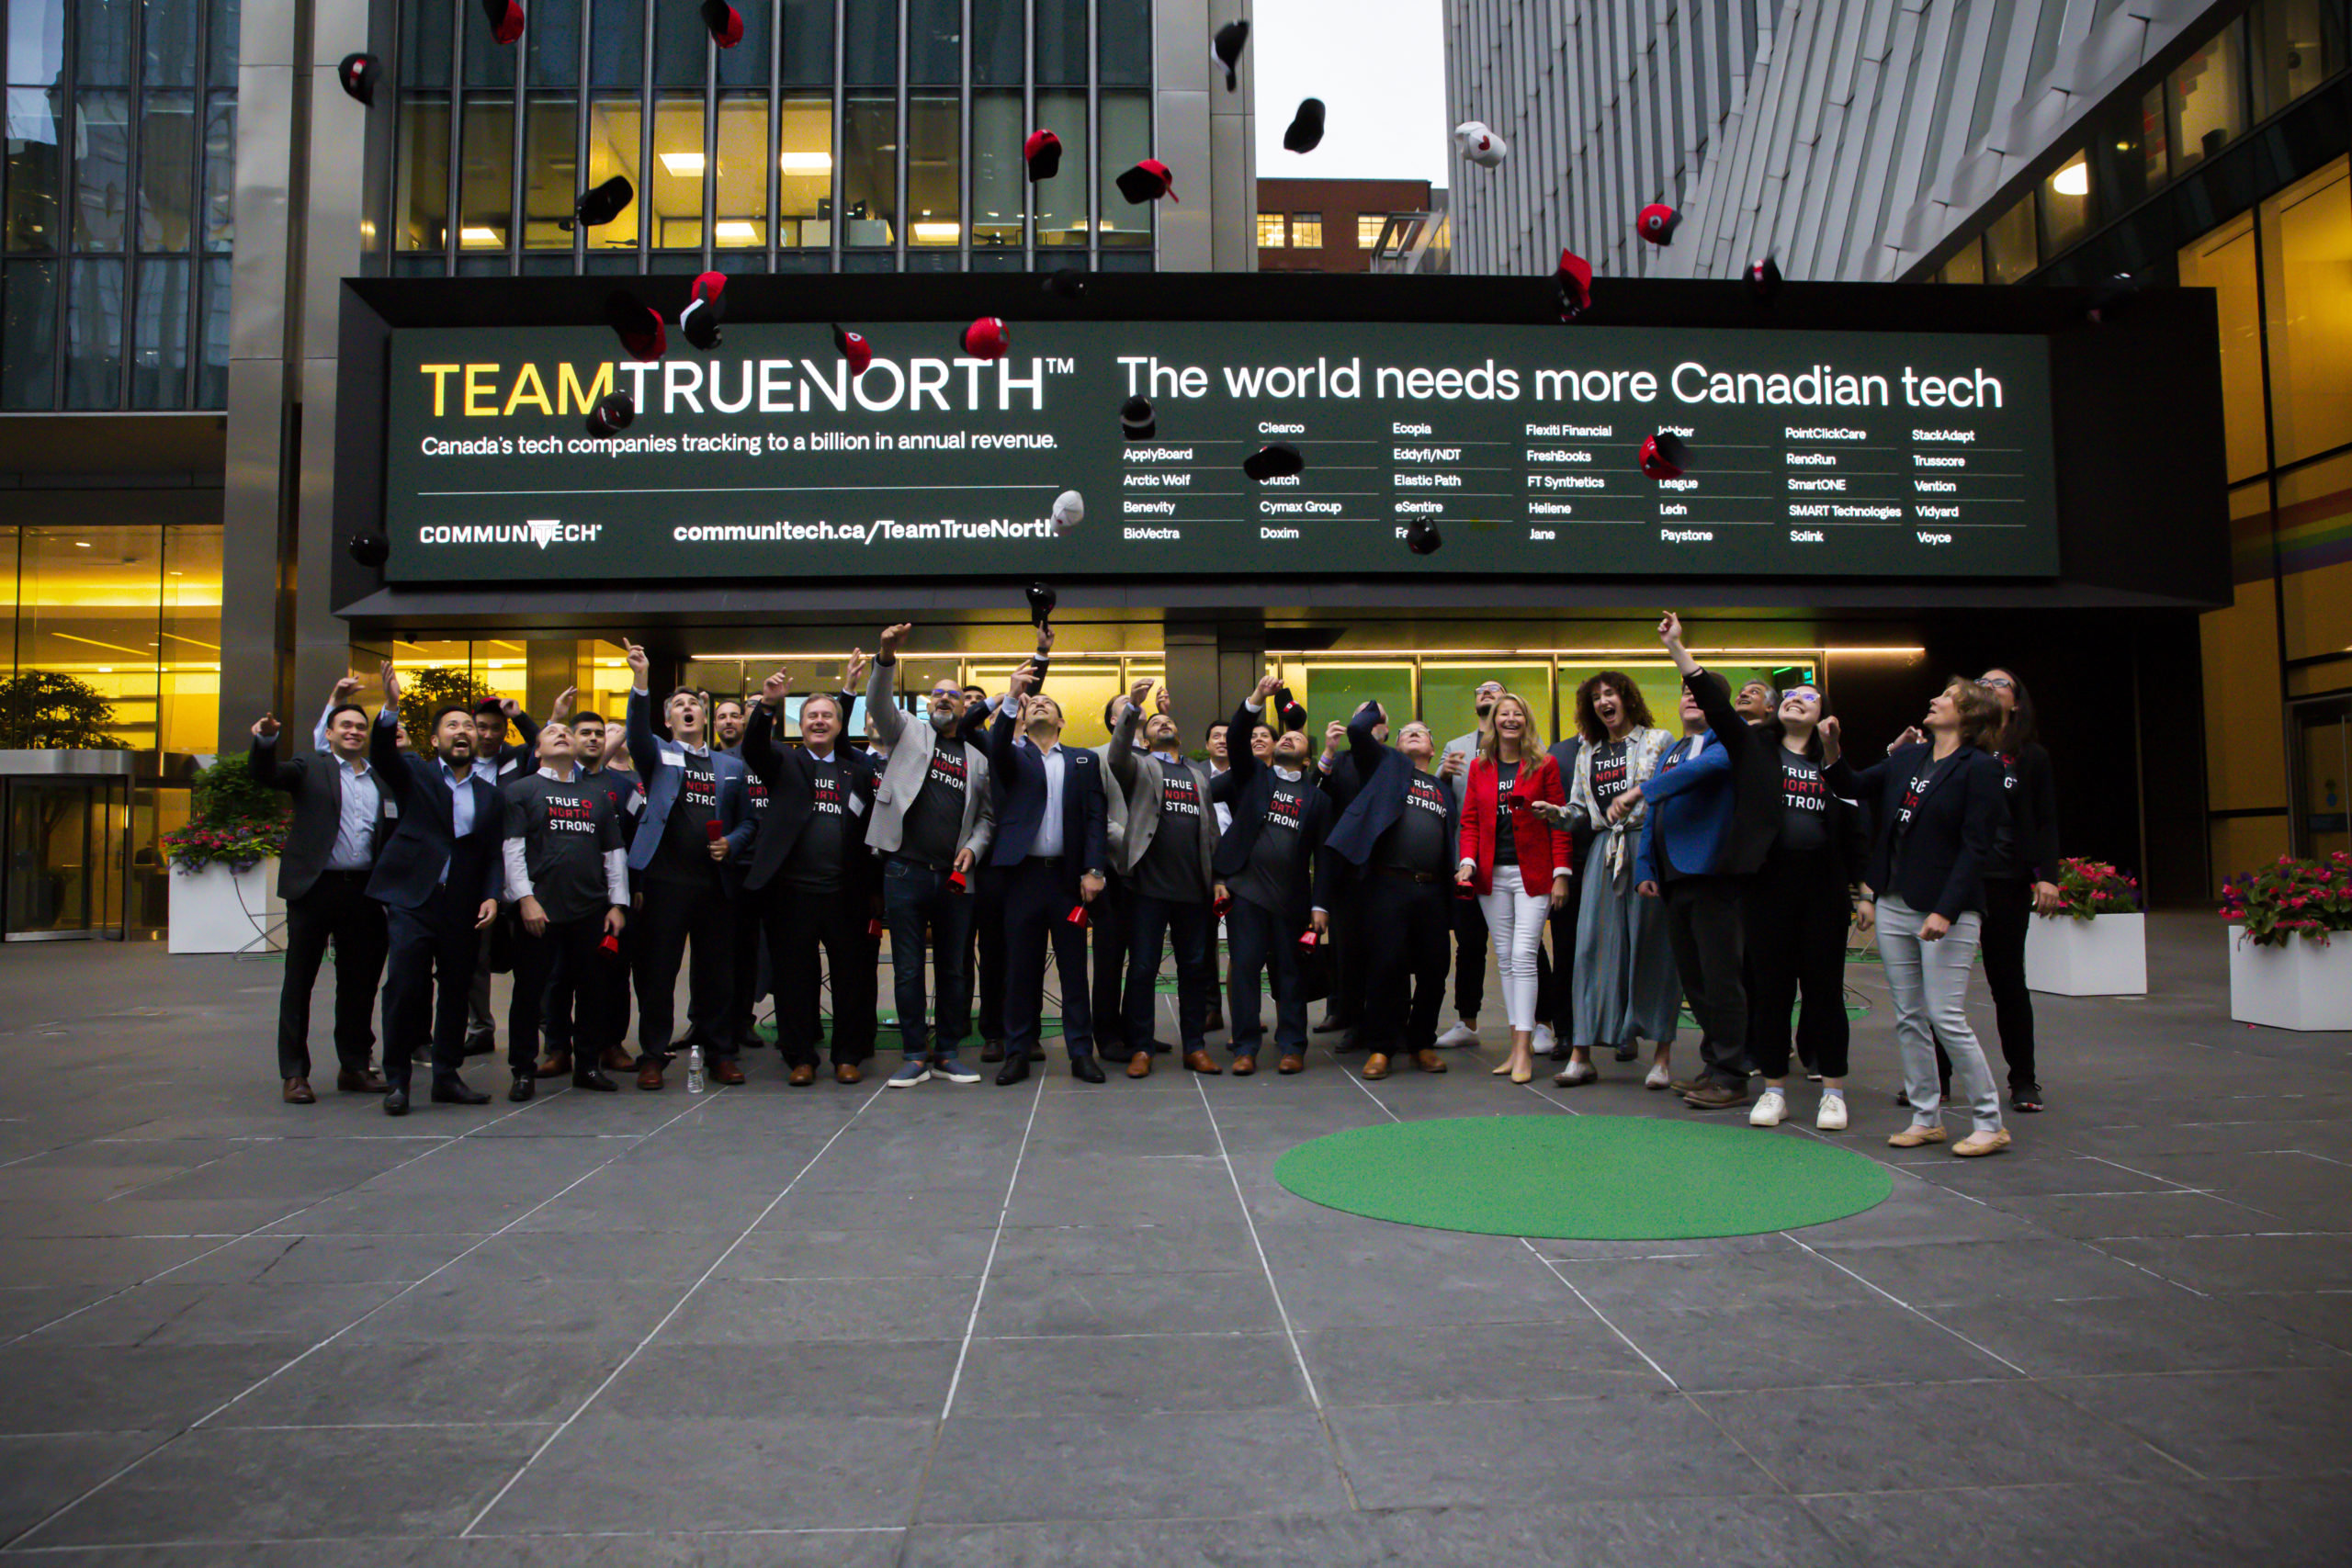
[862,658,997,863]
[1106,705,1219,895]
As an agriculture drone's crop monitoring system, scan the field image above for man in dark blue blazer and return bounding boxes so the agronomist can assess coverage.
[1323,701,1458,1079]
[985,667,1110,1086]
[367,661,506,1116]
[1210,675,1334,1074]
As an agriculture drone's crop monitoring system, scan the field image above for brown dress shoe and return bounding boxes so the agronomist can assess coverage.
[599,1044,636,1074]
[533,1053,571,1080]
[336,1068,389,1094]
[1668,1074,1712,1096]
[1127,1052,1153,1078]
[1230,1055,1257,1077]
[1183,1050,1222,1075]
[710,1056,747,1086]
[835,1063,863,1085]
[1681,1082,1747,1110]
[1362,1054,1392,1080]
[788,1063,817,1087]
[282,1077,316,1104]
[1412,1049,1448,1074]
[1277,1054,1305,1075]
[636,1059,664,1091]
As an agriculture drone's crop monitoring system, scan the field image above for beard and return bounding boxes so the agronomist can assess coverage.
[929,709,956,732]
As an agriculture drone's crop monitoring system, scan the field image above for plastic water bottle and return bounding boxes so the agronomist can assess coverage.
[686,1043,707,1095]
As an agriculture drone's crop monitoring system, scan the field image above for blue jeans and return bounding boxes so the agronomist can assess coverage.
[883,856,973,1059]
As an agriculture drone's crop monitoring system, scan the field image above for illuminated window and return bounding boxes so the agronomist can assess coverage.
[1257,212,1285,247]
[2039,152,2090,255]
[777,97,832,247]
[1983,194,2037,284]
[1357,213,1388,249]
[1291,213,1323,249]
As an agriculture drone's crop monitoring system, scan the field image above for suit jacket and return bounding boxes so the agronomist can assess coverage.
[250,736,390,902]
[1107,704,1219,892]
[1829,741,2004,919]
[1986,739,2060,883]
[623,687,755,875]
[1689,666,1782,875]
[1547,735,1597,876]
[1324,705,1462,869]
[1209,698,1335,921]
[362,712,505,912]
[863,658,995,863]
[984,707,1108,891]
[1634,667,1781,884]
[1458,751,1573,897]
[739,701,880,894]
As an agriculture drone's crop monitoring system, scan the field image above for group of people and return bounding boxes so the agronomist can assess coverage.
[252,613,2059,1155]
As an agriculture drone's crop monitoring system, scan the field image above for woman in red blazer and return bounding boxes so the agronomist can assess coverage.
[1454,694,1574,1083]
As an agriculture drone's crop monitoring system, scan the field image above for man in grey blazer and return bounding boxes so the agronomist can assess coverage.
[1108,679,1223,1077]
[867,624,999,1086]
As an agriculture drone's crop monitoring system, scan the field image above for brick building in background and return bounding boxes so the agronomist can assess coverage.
[1256,178,1434,271]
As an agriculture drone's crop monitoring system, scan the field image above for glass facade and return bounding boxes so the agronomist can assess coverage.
[0,0,234,408]
[385,0,1155,274]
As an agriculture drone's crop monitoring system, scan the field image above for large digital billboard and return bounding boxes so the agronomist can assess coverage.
[379,319,2059,581]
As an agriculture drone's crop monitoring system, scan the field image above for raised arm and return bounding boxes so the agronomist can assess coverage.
[369,662,413,800]
[624,641,665,784]
[1346,701,1389,780]
[248,713,292,791]
[744,670,794,789]
[869,626,911,747]
[1108,679,1149,792]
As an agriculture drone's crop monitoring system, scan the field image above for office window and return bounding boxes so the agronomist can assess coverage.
[1357,213,1388,249]
[711,96,767,249]
[2169,19,2249,174]
[841,97,897,248]
[2040,152,2091,255]
[1983,193,2037,283]
[1033,90,1084,247]
[1291,213,1323,249]
[2259,156,2352,467]
[2251,0,2341,119]
[1258,212,1285,247]
[971,92,1023,248]
[777,97,831,248]
[647,95,704,252]
[521,97,577,250]
[907,96,960,247]
[1939,236,1984,284]
[1097,91,1150,247]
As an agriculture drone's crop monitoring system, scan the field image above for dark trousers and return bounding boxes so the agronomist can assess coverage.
[973,863,1008,1043]
[633,875,738,1061]
[765,883,879,1066]
[1360,871,1452,1056]
[276,870,387,1081]
[1663,874,1750,1089]
[1452,886,1488,1021]
[509,913,622,1072]
[1743,853,1851,1080]
[883,856,974,1059]
[382,887,483,1091]
[1002,855,1095,1062]
[1089,869,1131,1053]
[1125,891,1212,1055]
[1227,897,1306,1055]
[1327,866,1368,1028]
[543,922,632,1060]
[1534,836,1587,1032]
[727,878,763,1050]
[1968,875,2039,1093]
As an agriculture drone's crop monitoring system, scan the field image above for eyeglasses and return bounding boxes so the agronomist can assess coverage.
[1978,675,2015,691]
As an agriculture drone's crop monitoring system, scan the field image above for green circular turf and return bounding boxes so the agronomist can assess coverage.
[1273,1115,1894,1240]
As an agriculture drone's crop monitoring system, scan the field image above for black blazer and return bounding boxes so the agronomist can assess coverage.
[362,714,505,913]
[738,703,880,895]
[984,706,1108,889]
[1985,739,2060,883]
[1324,704,1461,868]
[1209,698,1335,921]
[249,737,390,902]
[1685,667,1783,876]
[1828,741,2004,921]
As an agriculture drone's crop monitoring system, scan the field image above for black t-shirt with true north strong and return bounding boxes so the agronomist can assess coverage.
[506,772,626,924]
[1231,773,1311,915]
[1589,739,1633,819]
[782,752,853,893]
[898,739,971,867]
[648,748,721,884]
[1492,760,1520,869]
[1134,757,1208,904]
[1775,750,1830,856]
[1376,770,1453,876]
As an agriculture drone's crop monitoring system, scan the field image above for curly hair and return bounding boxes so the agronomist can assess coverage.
[1946,676,2005,751]
[1574,671,1654,745]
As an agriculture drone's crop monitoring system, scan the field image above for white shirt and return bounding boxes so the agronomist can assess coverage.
[1032,741,1067,857]
[325,753,379,870]
[435,756,478,884]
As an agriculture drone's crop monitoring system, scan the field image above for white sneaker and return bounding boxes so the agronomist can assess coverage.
[1532,1023,1556,1057]
[1748,1089,1787,1128]
[1815,1094,1849,1131]
[1434,1021,1479,1048]
[1644,1060,1671,1090]
[1555,1059,1597,1088]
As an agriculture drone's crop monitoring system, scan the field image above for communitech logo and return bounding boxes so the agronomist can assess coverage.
[417,520,604,547]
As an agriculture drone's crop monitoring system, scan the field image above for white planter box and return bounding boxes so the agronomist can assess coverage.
[2228,924,2352,1032]
[168,859,282,954]
[2025,911,2147,997]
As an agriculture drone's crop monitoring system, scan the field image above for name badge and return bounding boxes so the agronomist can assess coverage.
[382,800,400,818]
[847,793,867,818]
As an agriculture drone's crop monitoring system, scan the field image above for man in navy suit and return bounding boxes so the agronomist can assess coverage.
[985,665,1110,1086]
[1322,701,1458,1080]
[367,661,505,1116]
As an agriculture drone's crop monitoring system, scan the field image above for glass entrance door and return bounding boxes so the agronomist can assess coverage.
[2294,695,2352,860]
[3,780,129,941]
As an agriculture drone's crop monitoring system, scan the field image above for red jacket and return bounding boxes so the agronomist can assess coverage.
[1458,752,1572,897]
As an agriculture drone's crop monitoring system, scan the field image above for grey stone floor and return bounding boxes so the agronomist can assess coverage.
[0,912,2347,1565]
